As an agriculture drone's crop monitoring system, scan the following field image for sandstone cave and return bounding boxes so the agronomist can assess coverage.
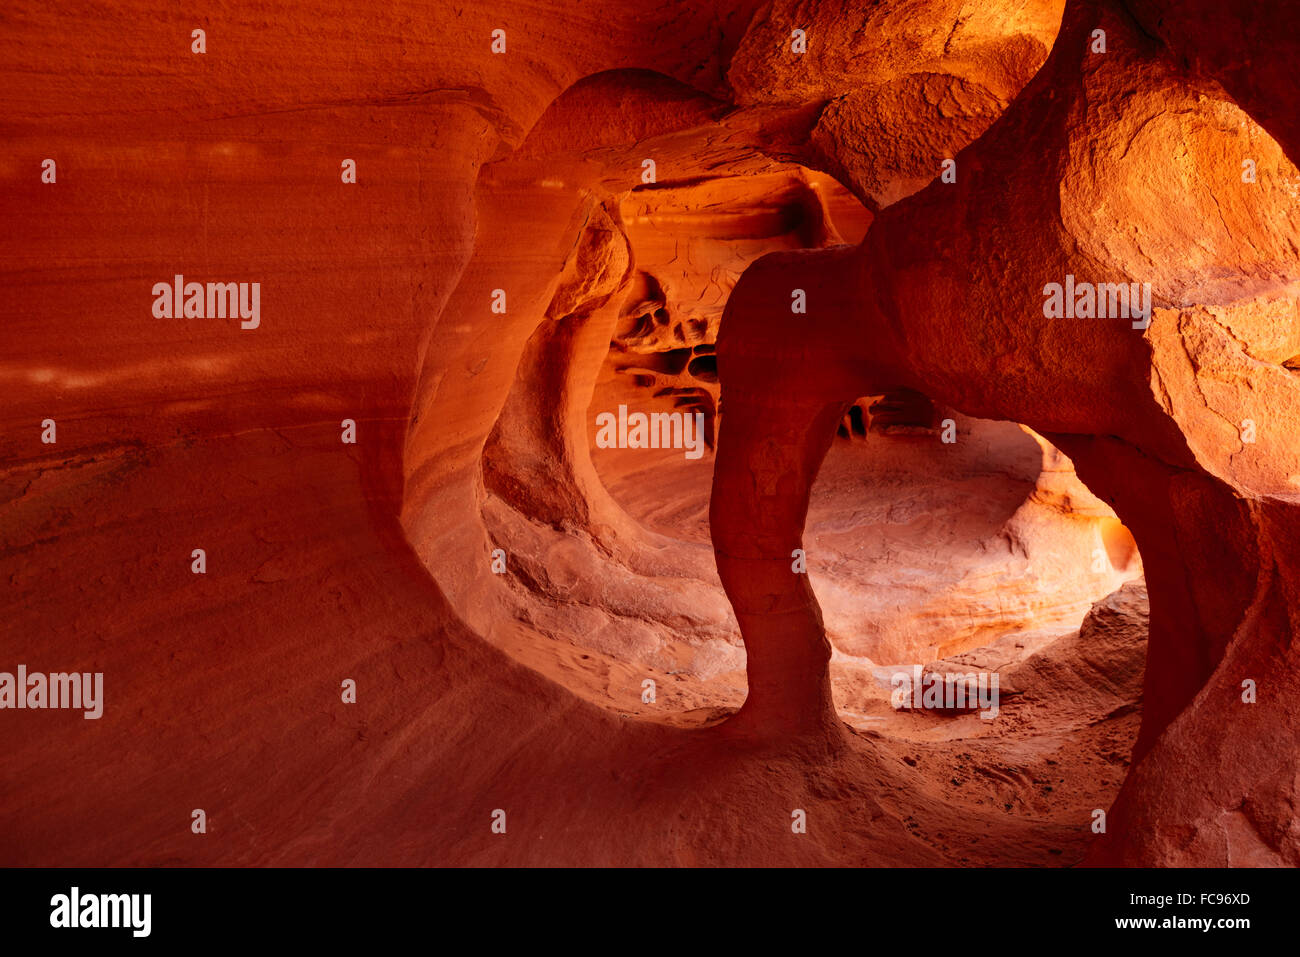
[3,0,1299,872]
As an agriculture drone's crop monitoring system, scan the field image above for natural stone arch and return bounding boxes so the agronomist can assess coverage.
[710,0,1300,864]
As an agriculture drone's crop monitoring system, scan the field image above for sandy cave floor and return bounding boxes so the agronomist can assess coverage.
[476,426,1149,865]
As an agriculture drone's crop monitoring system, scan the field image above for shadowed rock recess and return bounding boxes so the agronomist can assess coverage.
[1,0,1297,867]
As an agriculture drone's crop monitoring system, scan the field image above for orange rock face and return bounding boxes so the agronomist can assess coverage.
[1,0,1297,869]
